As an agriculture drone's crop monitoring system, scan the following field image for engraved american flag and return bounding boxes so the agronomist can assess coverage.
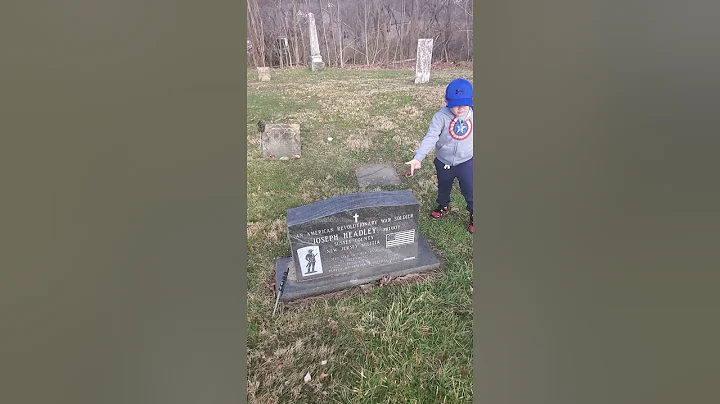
[386,229,415,248]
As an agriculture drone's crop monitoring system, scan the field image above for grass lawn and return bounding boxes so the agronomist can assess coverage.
[247,66,473,403]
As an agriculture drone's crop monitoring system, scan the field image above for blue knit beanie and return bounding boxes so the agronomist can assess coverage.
[445,78,473,108]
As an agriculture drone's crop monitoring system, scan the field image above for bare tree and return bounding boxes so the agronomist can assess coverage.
[319,0,333,66]
[464,0,471,60]
[399,0,405,62]
[336,1,344,67]
[364,0,369,65]
[247,0,472,69]
[247,0,266,67]
[291,0,301,65]
[277,0,293,67]
[247,6,258,67]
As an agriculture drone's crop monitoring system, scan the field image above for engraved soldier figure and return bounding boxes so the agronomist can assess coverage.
[305,249,318,274]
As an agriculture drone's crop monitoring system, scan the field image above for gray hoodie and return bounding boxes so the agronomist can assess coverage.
[413,107,473,166]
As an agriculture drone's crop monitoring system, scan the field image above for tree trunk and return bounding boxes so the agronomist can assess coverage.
[246,3,256,68]
[337,1,344,68]
[384,5,390,65]
[364,0,369,65]
[408,0,418,61]
[304,0,311,66]
[247,0,263,67]
[319,0,332,67]
[372,1,380,65]
[278,0,292,67]
[292,0,300,66]
[398,0,405,62]
[324,0,338,67]
[465,0,470,61]
[253,0,267,67]
[444,0,451,63]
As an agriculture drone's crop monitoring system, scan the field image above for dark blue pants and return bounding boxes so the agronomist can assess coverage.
[434,157,473,213]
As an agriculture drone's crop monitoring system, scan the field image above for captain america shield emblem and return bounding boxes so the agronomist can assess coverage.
[448,117,472,140]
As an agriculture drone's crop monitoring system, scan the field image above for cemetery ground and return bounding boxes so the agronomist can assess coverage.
[247,67,473,403]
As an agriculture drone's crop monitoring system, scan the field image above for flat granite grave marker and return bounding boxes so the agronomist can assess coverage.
[275,190,441,301]
[355,164,402,187]
[257,120,301,159]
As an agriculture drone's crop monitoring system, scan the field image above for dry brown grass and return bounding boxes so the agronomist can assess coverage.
[247,337,338,402]
[246,221,263,238]
[247,219,287,242]
[342,131,374,151]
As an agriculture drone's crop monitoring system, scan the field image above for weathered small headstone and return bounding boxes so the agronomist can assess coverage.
[356,164,402,187]
[414,39,434,84]
[258,121,301,159]
[275,190,441,301]
[307,13,325,72]
[257,67,270,81]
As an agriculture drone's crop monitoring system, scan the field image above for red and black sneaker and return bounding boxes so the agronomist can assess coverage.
[430,205,449,220]
[468,212,474,233]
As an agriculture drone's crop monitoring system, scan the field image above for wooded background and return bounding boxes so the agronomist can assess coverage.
[247,0,473,68]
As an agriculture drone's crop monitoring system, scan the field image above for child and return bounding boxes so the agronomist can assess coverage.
[405,78,474,233]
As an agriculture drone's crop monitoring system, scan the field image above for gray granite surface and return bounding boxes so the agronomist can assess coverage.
[356,164,402,187]
[275,190,441,301]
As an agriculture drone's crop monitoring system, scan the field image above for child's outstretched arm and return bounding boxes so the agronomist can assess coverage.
[405,113,443,176]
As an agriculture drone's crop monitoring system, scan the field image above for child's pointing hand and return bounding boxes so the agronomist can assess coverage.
[405,159,421,176]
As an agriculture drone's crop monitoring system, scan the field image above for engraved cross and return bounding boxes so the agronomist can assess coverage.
[353,213,359,223]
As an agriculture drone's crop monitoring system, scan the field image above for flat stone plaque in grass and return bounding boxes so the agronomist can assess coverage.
[275,190,441,301]
[355,164,402,187]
